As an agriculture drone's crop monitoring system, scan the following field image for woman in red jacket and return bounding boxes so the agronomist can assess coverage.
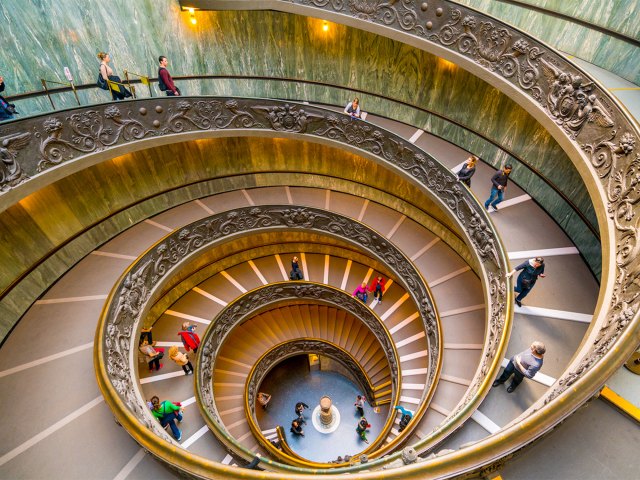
[178,322,201,353]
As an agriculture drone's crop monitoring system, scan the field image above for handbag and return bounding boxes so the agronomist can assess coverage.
[97,67,108,90]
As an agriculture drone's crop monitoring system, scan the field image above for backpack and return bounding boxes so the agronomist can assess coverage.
[97,71,108,90]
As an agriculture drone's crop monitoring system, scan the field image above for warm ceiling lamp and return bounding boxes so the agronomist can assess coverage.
[322,20,329,32]
[188,7,196,25]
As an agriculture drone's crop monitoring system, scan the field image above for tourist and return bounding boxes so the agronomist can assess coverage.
[354,395,366,417]
[457,155,478,187]
[290,256,304,280]
[178,322,200,353]
[295,401,309,419]
[353,282,368,303]
[97,52,132,101]
[484,164,512,211]
[0,75,17,121]
[290,419,304,436]
[493,342,546,393]
[168,345,194,375]
[344,97,361,119]
[139,325,153,345]
[394,405,413,432]
[139,338,164,372]
[158,55,181,96]
[356,417,371,444]
[257,392,272,409]
[369,276,386,303]
[150,395,183,441]
[507,257,546,307]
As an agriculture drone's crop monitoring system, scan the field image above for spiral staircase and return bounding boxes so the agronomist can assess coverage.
[1,1,639,479]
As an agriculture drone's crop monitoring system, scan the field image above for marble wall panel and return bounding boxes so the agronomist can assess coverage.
[457,0,640,85]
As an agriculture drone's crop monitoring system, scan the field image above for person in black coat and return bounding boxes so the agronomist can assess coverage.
[457,155,478,187]
[507,257,546,307]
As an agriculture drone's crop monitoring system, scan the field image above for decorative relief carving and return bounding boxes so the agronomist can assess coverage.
[101,206,447,450]
[0,132,31,191]
[37,107,152,171]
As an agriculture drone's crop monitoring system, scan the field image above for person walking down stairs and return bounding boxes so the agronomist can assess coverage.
[169,346,194,375]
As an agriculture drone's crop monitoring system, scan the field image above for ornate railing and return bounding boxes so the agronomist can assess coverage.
[196,282,402,464]
[73,94,512,477]
[244,338,392,465]
[182,0,640,476]
[98,198,499,475]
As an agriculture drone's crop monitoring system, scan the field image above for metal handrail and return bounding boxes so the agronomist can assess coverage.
[2,73,598,240]
[90,97,510,478]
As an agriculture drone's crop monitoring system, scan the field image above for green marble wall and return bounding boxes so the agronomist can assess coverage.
[0,0,600,274]
[457,0,640,85]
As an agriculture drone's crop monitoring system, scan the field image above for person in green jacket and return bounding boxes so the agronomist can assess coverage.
[150,396,183,441]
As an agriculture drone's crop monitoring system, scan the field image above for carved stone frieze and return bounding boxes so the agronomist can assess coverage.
[0,132,31,190]
[100,205,450,453]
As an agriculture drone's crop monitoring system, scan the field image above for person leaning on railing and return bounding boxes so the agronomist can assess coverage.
[97,52,132,101]
[158,55,181,96]
[0,75,18,121]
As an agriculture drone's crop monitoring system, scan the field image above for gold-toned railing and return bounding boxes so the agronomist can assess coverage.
[89,96,509,477]
[183,1,640,477]
[243,338,394,466]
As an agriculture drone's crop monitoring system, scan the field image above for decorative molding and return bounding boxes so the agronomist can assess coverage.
[196,283,400,446]
[84,98,510,474]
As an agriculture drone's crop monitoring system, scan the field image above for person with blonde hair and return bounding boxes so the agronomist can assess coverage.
[168,345,194,375]
[96,51,131,101]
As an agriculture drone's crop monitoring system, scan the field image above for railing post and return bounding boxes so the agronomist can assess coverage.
[40,79,56,110]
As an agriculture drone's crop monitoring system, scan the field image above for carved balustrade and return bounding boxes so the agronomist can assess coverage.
[63,93,512,478]
[196,282,401,462]
[174,0,640,476]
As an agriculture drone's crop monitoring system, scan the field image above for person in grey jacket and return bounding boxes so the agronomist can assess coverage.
[492,342,545,392]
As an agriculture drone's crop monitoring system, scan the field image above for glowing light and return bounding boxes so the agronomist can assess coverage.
[188,8,194,13]
[191,16,197,25]
[322,21,329,32]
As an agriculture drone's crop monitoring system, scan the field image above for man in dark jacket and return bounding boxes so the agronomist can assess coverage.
[0,76,17,121]
[484,164,512,211]
[158,56,180,96]
[507,257,546,307]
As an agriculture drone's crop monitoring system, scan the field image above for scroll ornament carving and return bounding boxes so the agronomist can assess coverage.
[198,283,400,439]
[37,106,152,171]
[0,132,31,191]
[163,99,259,133]
[251,103,323,133]
[541,132,640,404]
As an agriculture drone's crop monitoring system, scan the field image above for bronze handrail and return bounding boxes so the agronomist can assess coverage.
[2,73,598,240]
